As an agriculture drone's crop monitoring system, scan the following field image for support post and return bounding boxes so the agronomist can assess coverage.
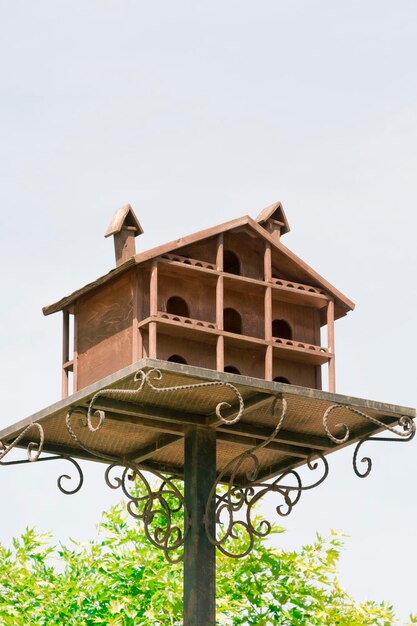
[149,260,158,359]
[264,242,273,380]
[216,233,224,272]
[264,286,273,380]
[327,299,335,393]
[216,277,224,371]
[73,303,79,393]
[62,310,70,399]
[264,242,272,282]
[216,234,224,371]
[184,426,216,626]
[132,269,141,362]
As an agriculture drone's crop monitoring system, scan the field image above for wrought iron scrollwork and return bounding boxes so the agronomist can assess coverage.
[83,368,244,431]
[352,418,415,478]
[66,369,222,562]
[66,406,117,464]
[0,422,44,462]
[66,367,245,467]
[55,456,84,494]
[205,398,329,558]
[323,404,416,478]
[0,420,83,494]
[105,464,188,563]
[1,446,83,498]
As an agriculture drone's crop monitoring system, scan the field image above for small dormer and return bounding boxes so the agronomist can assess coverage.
[105,204,144,266]
[255,201,290,241]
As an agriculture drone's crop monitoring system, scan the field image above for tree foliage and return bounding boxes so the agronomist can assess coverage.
[0,499,414,625]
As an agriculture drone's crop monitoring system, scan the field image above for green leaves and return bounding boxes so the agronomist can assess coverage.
[0,503,407,625]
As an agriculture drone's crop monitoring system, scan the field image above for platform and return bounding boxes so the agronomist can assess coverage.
[0,359,414,484]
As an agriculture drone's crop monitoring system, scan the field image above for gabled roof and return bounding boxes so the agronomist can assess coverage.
[255,201,290,235]
[104,204,144,238]
[43,209,355,320]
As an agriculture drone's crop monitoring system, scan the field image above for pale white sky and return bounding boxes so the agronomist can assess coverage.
[1,0,416,620]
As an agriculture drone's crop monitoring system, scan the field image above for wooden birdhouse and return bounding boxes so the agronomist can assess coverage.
[43,202,354,399]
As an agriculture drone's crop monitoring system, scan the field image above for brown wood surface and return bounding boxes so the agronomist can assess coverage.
[158,267,216,324]
[176,235,218,266]
[184,427,216,625]
[62,310,70,398]
[223,229,264,280]
[48,206,358,394]
[138,316,330,368]
[264,243,273,381]
[73,302,79,392]
[76,273,133,389]
[131,269,140,362]
[43,215,355,321]
[216,233,224,372]
[327,299,336,392]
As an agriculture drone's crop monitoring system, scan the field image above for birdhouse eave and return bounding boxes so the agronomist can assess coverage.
[43,212,354,318]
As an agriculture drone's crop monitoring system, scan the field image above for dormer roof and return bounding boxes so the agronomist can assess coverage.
[104,204,144,238]
[255,201,290,236]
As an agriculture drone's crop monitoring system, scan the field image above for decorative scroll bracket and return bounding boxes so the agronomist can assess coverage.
[1,369,415,563]
[323,404,416,478]
[64,368,245,562]
[204,398,329,558]
[0,422,84,495]
[204,399,416,559]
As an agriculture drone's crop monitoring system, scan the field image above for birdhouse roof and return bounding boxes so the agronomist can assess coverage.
[43,206,355,319]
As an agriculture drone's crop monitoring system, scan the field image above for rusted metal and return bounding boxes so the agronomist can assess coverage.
[184,426,216,626]
[60,368,243,565]
[0,452,83,494]
[105,463,188,564]
[1,366,415,573]
[204,398,329,558]
[202,397,416,559]
[323,403,416,445]
[84,367,244,429]
[0,422,44,462]
[1,197,415,626]
[323,403,416,477]
[0,362,415,626]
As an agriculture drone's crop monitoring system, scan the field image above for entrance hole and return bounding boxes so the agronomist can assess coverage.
[167,354,188,364]
[223,250,241,275]
[272,319,292,340]
[167,296,190,318]
[273,376,291,384]
[223,308,243,334]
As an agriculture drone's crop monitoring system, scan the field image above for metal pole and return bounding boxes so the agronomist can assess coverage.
[184,426,216,626]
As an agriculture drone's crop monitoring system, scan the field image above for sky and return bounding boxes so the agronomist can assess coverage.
[0,0,416,620]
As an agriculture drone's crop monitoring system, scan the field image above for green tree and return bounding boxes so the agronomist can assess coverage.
[0,501,414,626]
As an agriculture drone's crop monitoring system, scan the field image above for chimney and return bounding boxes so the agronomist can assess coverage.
[104,204,144,266]
[264,218,285,241]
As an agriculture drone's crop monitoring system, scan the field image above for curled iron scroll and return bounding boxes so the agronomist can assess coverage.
[0,430,83,496]
[205,398,329,558]
[66,368,244,464]
[83,368,244,433]
[55,456,84,494]
[0,422,44,463]
[323,404,415,477]
[105,463,188,564]
[65,369,213,563]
